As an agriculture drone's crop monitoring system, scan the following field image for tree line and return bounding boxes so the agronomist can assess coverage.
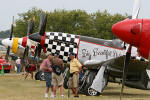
[3,8,127,39]
[0,30,10,39]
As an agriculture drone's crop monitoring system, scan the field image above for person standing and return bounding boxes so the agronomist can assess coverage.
[24,61,36,80]
[51,52,64,97]
[40,53,54,98]
[69,53,82,98]
[16,57,21,73]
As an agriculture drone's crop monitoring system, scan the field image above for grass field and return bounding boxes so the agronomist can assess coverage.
[0,74,150,100]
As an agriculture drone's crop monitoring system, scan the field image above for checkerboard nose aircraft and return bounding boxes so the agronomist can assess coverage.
[2,0,150,97]
[2,12,134,64]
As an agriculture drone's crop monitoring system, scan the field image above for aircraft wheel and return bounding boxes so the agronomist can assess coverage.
[87,87,100,96]
[35,71,42,80]
[4,70,10,73]
[83,83,100,96]
[40,72,45,81]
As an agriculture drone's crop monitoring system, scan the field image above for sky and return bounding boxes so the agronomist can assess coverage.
[0,0,149,31]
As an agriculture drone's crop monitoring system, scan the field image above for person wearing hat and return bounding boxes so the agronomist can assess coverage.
[40,53,54,98]
[51,51,64,97]
[69,53,82,97]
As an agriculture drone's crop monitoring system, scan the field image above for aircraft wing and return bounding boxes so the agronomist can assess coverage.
[108,56,148,78]
[88,56,150,93]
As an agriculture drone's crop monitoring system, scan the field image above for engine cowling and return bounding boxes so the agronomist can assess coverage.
[138,19,150,59]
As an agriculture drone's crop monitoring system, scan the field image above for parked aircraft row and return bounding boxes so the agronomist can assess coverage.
[1,0,150,99]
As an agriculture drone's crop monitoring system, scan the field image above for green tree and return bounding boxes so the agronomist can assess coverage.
[0,30,10,38]
[14,7,42,37]
[92,10,126,39]
[13,8,126,39]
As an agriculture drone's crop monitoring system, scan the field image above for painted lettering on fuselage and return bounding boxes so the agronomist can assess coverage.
[78,41,125,63]
[81,48,122,59]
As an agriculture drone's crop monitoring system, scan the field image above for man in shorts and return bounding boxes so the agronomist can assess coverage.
[51,52,64,97]
[41,53,54,98]
[69,53,82,97]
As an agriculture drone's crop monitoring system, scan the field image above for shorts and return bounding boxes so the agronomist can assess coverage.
[44,72,52,87]
[52,72,64,86]
[69,72,79,88]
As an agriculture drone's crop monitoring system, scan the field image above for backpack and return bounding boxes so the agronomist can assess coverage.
[52,65,62,75]
[51,58,62,75]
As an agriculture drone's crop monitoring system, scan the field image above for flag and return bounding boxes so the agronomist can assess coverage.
[1,65,4,76]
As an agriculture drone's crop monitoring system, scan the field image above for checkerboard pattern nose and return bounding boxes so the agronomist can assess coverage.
[44,32,79,62]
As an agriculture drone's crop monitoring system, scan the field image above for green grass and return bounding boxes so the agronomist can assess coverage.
[0,74,150,100]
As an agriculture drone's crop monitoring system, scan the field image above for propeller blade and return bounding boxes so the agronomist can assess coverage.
[5,46,10,61]
[27,19,34,35]
[9,16,14,40]
[6,16,14,61]
[31,11,48,70]
[23,18,35,60]
[23,47,27,59]
[37,44,42,57]
[34,46,38,59]
[42,12,48,35]
[23,46,29,60]
[120,45,132,100]
[39,12,48,36]
[132,0,140,19]
[9,24,13,40]
[39,12,45,36]
[26,46,29,58]
[23,18,35,59]
[123,42,126,49]
[34,44,41,59]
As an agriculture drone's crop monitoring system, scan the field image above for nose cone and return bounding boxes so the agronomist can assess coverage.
[1,38,13,47]
[112,21,130,43]
[28,33,41,42]
[112,19,142,47]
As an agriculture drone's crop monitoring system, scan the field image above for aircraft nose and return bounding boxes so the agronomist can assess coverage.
[112,19,141,47]
[1,38,12,47]
[112,22,130,43]
[28,33,41,42]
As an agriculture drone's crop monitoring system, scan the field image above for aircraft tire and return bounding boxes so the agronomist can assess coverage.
[4,70,10,73]
[35,71,42,80]
[84,83,100,96]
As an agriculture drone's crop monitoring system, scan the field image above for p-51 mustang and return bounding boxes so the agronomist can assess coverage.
[2,4,150,96]
[25,19,150,96]
[112,0,150,99]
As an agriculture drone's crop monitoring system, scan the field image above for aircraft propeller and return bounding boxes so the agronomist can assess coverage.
[120,0,140,100]
[5,16,14,62]
[23,19,35,60]
[34,12,48,60]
